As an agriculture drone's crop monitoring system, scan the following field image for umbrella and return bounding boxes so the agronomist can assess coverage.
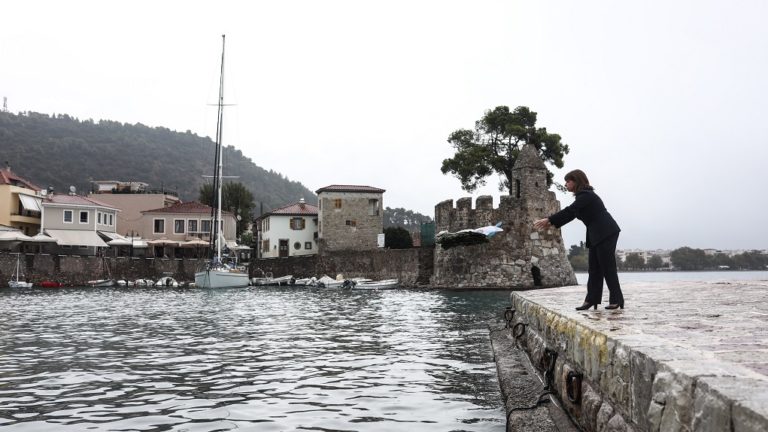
[146,238,179,246]
[25,233,58,243]
[107,238,133,246]
[180,239,209,248]
[0,231,32,242]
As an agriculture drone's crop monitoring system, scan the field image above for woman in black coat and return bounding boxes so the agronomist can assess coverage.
[533,169,625,310]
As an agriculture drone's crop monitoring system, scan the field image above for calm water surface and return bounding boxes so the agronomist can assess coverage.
[0,287,511,432]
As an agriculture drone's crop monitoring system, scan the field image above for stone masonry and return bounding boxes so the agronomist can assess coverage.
[432,144,577,289]
[508,281,768,432]
[316,185,384,253]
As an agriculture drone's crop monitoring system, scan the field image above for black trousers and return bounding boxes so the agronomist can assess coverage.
[586,232,623,305]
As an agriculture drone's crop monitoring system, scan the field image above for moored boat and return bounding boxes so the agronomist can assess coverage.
[353,279,399,290]
[8,254,32,288]
[194,35,249,290]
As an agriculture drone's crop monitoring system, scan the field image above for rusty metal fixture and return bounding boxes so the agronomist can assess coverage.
[512,322,526,339]
[542,348,558,389]
[504,307,515,328]
[566,370,583,404]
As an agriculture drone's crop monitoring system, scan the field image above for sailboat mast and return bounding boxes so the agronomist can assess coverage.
[215,34,226,262]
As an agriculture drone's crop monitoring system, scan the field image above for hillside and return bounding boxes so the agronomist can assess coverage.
[0,111,315,212]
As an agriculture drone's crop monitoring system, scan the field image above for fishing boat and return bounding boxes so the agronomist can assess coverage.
[353,279,399,290]
[194,35,249,289]
[8,254,33,288]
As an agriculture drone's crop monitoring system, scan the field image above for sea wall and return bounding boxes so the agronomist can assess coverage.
[253,247,433,287]
[0,252,203,286]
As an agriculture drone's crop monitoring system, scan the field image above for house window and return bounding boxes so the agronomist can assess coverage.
[98,212,102,224]
[174,219,185,234]
[109,214,113,226]
[305,242,312,250]
[369,199,379,216]
[79,211,89,224]
[294,242,301,250]
[346,220,357,227]
[64,210,73,223]
[262,239,270,252]
[334,199,342,209]
[154,218,165,234]
[290,217,305,230]
[201,220,211,233]
[188,220,198,233]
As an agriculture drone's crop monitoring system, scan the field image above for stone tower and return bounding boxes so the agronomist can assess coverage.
[431,144,577,289]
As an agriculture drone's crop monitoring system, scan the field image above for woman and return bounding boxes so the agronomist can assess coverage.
[533,169,624,310]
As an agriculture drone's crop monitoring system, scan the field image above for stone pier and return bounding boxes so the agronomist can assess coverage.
[505,280,768,431]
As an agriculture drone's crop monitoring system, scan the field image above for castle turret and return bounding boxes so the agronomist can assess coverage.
[511,143,548,201]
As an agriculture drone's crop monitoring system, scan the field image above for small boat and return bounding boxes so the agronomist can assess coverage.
[316,275,354,289]
[87,279,115,288]
[353,279,399,290]
[116,280,127,286]
[39,280,63,288]
[8,255,32,288]
[156,276,179,287]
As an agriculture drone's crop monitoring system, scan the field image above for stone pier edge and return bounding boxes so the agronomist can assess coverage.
[509,293,768,432]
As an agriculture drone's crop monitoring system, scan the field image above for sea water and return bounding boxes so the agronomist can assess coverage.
[0,287,510,431]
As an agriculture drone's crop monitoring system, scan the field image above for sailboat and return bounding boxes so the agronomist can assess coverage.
[9,254,33,288]
[194,35,250,289]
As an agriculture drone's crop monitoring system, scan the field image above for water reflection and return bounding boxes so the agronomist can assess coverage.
[0,287,509,431]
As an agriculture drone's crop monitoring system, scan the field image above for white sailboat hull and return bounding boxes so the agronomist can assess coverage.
[8,280,33,288]
[195,269,249,289]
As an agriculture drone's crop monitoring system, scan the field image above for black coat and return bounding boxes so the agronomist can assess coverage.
[548,187,620,247]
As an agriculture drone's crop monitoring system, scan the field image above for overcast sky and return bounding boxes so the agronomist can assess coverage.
[3,1,767,250]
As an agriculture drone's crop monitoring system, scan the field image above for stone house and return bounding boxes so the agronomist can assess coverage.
[41,193,120,256]
[256,198,319,258]
[315,184,385,253]
[0,166,43,236]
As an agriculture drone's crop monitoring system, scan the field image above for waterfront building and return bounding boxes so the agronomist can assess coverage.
[88,180,180,239]
[0,165,43,236]
[41,193,119,256]
[140,201,239,259]
[256,198,318,258]
[315,184,385,253]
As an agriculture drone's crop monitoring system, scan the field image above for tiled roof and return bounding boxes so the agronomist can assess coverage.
[142,201,233,216]
[315,184,385,194]
[266,201,319,216]
[0,168,41,191]
[44,194,119,209]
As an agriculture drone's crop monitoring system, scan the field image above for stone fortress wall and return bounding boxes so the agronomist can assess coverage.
[431,144,577,289]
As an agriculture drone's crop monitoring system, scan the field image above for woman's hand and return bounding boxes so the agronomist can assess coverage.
[533,218,551,230]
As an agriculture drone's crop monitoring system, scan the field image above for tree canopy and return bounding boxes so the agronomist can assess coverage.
[199,182,255,237]
[441,106,569,193]
[384,227,413,249]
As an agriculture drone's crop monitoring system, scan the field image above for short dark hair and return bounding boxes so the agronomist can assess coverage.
[564,169,590,193]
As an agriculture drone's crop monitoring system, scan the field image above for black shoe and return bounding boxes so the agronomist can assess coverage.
[605,301,624,310]
[575,302,597,311]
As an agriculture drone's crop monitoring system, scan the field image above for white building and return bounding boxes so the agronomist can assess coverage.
[257,199,318,258]
[41,193,120,256]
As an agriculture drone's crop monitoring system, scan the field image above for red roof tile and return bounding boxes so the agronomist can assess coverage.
[267,201,319,216]
[142,201,233,216]
[44,194,119,209]
[0,168,41,191]
[315,184,385,194]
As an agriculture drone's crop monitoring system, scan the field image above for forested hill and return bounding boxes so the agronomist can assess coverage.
[0,111,315,212]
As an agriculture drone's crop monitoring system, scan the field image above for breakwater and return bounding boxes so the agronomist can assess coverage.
[503,281,768,431]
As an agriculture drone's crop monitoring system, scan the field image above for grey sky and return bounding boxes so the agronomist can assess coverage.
[3,1,767,250]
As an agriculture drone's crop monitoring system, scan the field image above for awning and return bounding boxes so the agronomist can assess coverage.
[19,194,42,212]
[98,231,127,241]
[45,229,108,247]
